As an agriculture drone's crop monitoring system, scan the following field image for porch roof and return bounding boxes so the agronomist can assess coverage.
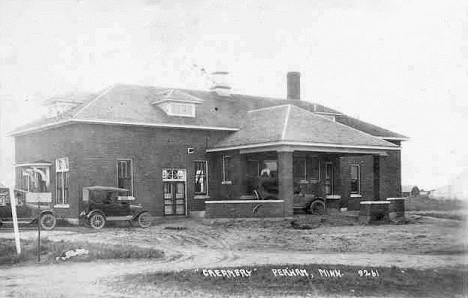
[207,105,399,154]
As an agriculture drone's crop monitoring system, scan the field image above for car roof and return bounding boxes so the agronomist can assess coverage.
[83,186,129,192]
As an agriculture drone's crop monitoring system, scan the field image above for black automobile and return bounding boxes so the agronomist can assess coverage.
[253,177,326,214]
[79,186,152,229]
[0,187,57,230]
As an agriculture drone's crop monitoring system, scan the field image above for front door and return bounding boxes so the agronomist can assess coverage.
[162,168,187,216]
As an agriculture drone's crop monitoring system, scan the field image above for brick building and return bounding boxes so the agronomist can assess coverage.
[11,72,407,222]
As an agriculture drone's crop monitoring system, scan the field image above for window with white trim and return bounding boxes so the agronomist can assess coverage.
[350,165,361,194]
[194,161,208,195]
[117,159,133,196]
[222,155,232,184]
[56,157,69,205]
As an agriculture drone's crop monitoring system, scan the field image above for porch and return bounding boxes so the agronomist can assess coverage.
[205,146,389,218]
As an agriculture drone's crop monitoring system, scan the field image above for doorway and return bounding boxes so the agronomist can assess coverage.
[162,168,187,216]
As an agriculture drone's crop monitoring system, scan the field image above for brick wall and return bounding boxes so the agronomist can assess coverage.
[339,150,401,210]
[205,200,284,218]
[15,123,230,218]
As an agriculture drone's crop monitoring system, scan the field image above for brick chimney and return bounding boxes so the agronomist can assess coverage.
[210,71,232,97]
[287,72,300,100]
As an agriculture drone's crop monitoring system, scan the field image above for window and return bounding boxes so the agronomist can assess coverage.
[324,163,334,195]
[194,161,208,195]
[247,160,260,177]
[261,160,278,177]
[0,189,8,206]
[171,103,195,117]
[117,159,133,195]
[293,156,320,181]
[56,157,69,205]
[307,156,320,180]
[294,157,307,181]
[222,155,232,184]
[350,165,361,194]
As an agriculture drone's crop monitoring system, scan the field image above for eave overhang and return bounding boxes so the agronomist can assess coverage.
[207,141,399,156]
[10,118,240,136]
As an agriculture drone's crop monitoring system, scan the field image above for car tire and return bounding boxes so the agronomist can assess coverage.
[309,200,326,215]
[89,213,106,230]
[40,213,57,230]
[137,212,152,228]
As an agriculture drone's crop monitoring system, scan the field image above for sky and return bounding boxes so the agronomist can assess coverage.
[0,0,467,190]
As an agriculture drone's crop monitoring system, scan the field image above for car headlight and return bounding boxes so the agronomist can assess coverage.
[79,211,86,217]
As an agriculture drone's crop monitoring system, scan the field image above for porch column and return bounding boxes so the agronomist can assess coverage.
[278,150,294,217]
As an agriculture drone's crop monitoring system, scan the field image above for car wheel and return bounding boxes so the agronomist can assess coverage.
[40,213,57,230]
[137,212,152,228]
[309,200,326,215]
[89,213,106,230]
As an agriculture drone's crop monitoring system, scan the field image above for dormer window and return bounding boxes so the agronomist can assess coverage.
[152,89,203,118]
[42,92,92,118]
[167,103,195,117]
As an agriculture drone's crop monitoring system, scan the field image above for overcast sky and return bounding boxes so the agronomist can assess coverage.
[1,0,467,190]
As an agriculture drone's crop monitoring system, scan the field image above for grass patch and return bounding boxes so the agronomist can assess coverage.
[121,264,467,297]
[406,196,466,212]
[0,238,164,265]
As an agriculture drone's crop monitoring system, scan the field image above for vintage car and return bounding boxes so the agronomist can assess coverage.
[79,186,152,229]
[0,187,57,230]
[253,177,326,214]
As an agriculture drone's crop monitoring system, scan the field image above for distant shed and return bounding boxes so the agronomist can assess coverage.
[402,185,420,197]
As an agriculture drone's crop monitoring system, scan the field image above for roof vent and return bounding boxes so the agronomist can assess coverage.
[210,71,231,97]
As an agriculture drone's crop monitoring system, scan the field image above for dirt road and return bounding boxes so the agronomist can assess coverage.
[1,214,467,297]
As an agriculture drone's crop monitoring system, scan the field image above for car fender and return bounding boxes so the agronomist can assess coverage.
[306,197,324,209]
[39,209,55,217]
[86,209,106,219]
[132,210,148,220]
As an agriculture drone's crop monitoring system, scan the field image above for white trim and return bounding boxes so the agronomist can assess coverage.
[281,105,291,140]
[222,155,232,184]
[54,204,69,208]
[350,164,361,195]
[14,162,52,167]
[10,120,71,136]
[360,201,390,205]
[116,158,134,196]
[207,141,399,153]
[206,200,284,204]
[194,160,209,196]
[313,111,342,116]
[377,136,410,141]
[10,115,239,136]
[194,195,210,199]
[70,119,239,131]
[386,197,405,201]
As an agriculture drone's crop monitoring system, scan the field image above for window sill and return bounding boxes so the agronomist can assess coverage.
[54,204,70,208]
[194,195,210,199]
[221,181,232,185]
[350,194,362,198]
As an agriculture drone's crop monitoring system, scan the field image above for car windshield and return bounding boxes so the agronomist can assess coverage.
[90,190,125,204]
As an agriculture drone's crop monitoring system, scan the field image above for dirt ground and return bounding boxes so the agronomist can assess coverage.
[1,212,467,297]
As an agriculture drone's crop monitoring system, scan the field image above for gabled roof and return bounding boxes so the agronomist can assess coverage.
[10,84,408,142]
[208,105,398,152]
